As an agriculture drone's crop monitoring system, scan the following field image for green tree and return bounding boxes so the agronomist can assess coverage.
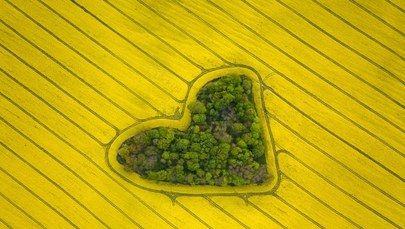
[117,75,269,186]
[192,114,206,124]
[173,138,190,152]
[230,122,246,135]
[146,170,167,181]
[188,101,207,114]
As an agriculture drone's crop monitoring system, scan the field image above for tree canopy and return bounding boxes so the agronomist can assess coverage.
[117,75,269,186]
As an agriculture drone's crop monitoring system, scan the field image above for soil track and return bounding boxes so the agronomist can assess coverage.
[1,0,404,228]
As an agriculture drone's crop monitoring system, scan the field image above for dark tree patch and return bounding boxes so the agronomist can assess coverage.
[117,75,269,186]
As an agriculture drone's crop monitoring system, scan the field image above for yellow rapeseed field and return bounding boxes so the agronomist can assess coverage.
[0,0,404,228]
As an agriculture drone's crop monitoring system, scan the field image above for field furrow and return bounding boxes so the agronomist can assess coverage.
[281,0,404,78]
[1,0,403,228]
[264,89,405,200]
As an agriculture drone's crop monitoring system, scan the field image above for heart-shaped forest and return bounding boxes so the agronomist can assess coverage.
[117,75,270,186]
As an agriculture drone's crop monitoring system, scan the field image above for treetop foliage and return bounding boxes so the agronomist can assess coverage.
[117,75,269,186]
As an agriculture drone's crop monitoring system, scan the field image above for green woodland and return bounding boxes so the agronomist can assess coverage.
[117,75,269,186]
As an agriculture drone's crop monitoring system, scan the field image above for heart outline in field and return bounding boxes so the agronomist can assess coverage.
[106,65,280,196]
